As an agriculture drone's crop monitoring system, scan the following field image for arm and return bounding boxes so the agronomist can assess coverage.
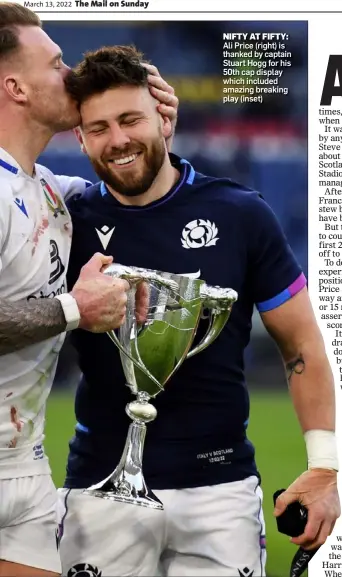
[262,287,340,550]
[261,286,335,436]
[245,191,340,550]
[0,297,66,356]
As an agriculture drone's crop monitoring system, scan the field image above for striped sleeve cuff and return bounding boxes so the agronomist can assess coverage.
[256,272,307,313]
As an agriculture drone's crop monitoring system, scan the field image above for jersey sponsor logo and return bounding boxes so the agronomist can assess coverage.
[27,239,66,299]
[49,239,65,284]
[181,219,219,249]
[95,225,115,250]
[67,563,102,577]
[40,178,66,218]
[14,197,28,218]
[27,282,66,300]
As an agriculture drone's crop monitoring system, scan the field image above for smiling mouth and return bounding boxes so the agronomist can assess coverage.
[108,152,141,166]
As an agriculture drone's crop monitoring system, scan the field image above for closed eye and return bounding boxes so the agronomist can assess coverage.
[122,118,141,126]
[90,127,107,134]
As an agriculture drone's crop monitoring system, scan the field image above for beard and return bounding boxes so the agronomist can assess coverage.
[90,133,166,197]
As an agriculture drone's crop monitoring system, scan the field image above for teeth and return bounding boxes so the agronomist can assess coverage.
[112,154,138,166]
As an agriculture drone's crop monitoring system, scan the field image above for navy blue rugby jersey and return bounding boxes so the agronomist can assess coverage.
[64,153,305,490]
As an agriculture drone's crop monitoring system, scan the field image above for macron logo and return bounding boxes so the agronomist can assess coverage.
[14,197,28,218]
[95,225,115,250]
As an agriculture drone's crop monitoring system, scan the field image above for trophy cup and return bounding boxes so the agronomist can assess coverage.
[84,264,238,509]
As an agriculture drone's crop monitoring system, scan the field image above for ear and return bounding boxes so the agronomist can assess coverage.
[161,114,172,141]
[74,127,87,154]
[3,74,28,104]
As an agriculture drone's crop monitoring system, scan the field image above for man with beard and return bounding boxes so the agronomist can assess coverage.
[59,46,339,576]
[0,6,178,576]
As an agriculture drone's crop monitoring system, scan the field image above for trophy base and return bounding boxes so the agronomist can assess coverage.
[83,417,164,510]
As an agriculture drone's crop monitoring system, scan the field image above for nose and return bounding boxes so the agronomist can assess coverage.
[108,123,131,149]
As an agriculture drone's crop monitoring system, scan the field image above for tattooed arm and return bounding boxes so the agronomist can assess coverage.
[261,286,334,433]
[261,286,339,551]
[0,297,66,356]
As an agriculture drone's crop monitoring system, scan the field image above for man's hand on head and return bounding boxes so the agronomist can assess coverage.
[143,62,178,150]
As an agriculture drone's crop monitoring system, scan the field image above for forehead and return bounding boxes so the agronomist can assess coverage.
[18,26,60,61]
[80,85,155,122]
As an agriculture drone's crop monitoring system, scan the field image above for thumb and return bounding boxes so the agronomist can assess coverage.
[274,490,295,517]
[83,252,113,274]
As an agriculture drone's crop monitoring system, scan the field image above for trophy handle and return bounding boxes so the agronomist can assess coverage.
[102,263,180,294]
[186,284,238,359]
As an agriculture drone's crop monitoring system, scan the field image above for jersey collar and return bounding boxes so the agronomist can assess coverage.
[0,147,39,180]
[0,147,22,176]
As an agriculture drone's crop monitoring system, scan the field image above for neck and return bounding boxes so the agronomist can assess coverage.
[106,152,179,207]
[0,108,53,176]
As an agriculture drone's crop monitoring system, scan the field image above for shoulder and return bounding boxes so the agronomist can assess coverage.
[190,171,282,244]
[65,181,102,210]
[193,171,266,212]
[35,164,61,190]
[35,164,93,200]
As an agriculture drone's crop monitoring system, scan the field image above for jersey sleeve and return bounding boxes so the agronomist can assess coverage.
[52,175,93,201]
[35,164,93,202]
[245,192,306,312]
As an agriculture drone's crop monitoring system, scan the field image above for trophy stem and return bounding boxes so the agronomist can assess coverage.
[83,394,163,510]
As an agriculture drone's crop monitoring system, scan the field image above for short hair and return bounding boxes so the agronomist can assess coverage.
[65,45,148,107]
[0,2,41,62]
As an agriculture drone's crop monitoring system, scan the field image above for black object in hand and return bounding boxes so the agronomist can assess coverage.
[273,489,319,577]
[273,489,308,537]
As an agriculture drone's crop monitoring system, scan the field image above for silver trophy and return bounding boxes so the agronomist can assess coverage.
[84,264,238,509]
